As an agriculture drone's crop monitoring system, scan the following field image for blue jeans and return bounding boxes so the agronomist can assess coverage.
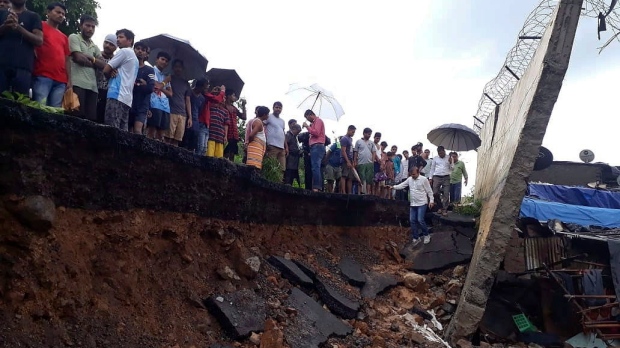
[450,182,462,203]
[32,76,66,107]
[310,144,325,190]
[195,122,209,156]
[409,204,429,240]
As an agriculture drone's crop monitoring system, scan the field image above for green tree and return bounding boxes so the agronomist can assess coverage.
[27,0,100,36]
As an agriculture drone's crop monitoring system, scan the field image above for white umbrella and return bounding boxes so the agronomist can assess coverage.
[427,123,481,151]
[286,83,345,121]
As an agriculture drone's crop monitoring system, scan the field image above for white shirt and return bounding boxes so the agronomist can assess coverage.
[264,114,285,148]
[393,176,434,207]
[106,48,139,107]
[430,155,451,177]
[396,157,409,181]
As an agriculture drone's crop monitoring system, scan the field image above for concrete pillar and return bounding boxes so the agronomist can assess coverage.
[445,0,583,343]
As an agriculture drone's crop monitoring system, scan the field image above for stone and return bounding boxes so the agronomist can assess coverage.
[452,265,467,278]
[404,230,473,273]
[314,277,360,319]
[249,332,261,345]
[236,256,261,279]
[338,257,366,287]
[204,289,266,339]
[361,272,398,299]
[217,265,241,281]
[284,288,352,348]
[403,273,427,292]
[260,319,284,348]
[268,256,313,288]
[456,338,473,348]
[442,302,456,314]
[8,195,56,232]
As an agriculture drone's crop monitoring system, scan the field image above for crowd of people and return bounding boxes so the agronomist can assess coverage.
[0,1,470,244]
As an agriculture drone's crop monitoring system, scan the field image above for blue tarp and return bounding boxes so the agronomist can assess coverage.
[520,198,620,228]
[528,184,620,209]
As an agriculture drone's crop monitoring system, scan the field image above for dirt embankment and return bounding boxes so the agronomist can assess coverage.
[0,197,446,347]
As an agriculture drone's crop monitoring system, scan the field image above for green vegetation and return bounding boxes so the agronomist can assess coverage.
[27,0,100,36]
[1,91,64,114]
[261,156,283,183]
[453,192,483,217]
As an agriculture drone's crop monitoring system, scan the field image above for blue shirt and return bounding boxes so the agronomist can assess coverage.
[328,142,342,167]
[149,66,170,112]
[106,48,139,107]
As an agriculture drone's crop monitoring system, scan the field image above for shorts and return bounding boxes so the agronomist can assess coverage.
[342,164,352,179]
[166,113,187,141]
[207,140,224,158]
[129,110,147,126]
[356,163,374,184]
[224,139,239,155]
[266,145,286,170]
[374,172,388,183]
[324,164,342,181]
[374,162,381,174]
[148,108,170,130]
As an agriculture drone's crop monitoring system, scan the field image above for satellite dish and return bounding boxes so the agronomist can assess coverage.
[579,149,595,163]
[534,146,553,171]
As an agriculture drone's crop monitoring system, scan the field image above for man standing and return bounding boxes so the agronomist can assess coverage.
[0,0,42,94]
[449,152,468,203]
[390,167,435,246]
[340,125,356,194]
[421,148,432,177]
[429,146,452,215]
[284,123,302,186]
[164,59,192,146]
[224,89,247,160]
[408,143,427,177]
[102,29,138,131]
[324,137,342,193]
[264,101,288,172]
[354,128,377,195]
[96,34,117,123]
[302,109,325,192]
[69,15,107,121]
[32,2,70,107]
[129,41,153,134]
[146,51,172,140]
[372,132,382,196]
[187,78,208,152]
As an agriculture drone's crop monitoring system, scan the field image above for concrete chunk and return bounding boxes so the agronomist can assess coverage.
[361,272,398,299]
[338,257,366,287]
[314,277,360,319]
[204,289,266,339]
[268,256,314,288]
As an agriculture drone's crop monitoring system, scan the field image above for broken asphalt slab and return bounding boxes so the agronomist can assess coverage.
[285,287,352,348]
[204,289,266,339]
[268,256,314,288]
[432,212,476,228]
[401,230,473,273]
[361,272,399,299]
[338,257,366,287]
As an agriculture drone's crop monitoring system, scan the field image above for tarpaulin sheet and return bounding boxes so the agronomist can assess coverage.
[520,198,620,228]
[528,184,620,209]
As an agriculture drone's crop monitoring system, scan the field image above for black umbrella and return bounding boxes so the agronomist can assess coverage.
[205,68,244,95]
[142,34,208,80]
[427,123,481,151]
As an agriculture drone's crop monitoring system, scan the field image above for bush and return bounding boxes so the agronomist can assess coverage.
[261,156,283,183]
[454,198,482,217]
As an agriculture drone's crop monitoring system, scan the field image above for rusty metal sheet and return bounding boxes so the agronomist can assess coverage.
[524,237,566,270]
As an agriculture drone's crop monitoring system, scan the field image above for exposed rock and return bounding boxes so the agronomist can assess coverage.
[249,332,261,345]
[217,265,241,281]
[456,338,474,348]
[452,265,467,278]
[361,272,398,299]
[204,289,266,339]
[314,277,360,319]
[236,256,261,279]
[260,319,284,348]
[338,257,366,287]
[268,256,313,288]
[284,288,352,348]
[403,273,427,292]
[7,195,56,232]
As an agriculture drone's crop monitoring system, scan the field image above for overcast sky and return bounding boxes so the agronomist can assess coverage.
[92,0,619,191]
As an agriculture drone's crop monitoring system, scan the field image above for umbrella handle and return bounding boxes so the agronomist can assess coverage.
[311,91,321,110]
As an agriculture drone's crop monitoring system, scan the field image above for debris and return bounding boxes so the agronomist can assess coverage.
[217,265,241,281]
[403,230,473,273]
[403,272,427,292]
[314,276,360,319]
[338,257,366,287]
[249,332,261,345]
[7,195,56,232]
[267,256,313,288]
[361,272,398,299]
[204,289,266,339]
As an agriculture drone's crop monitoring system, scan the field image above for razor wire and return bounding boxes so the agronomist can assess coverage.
[473,0,620,134]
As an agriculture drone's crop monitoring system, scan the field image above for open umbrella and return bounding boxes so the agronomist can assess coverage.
[205,68,244,95]
[286,83,345,121]
[142,34,208,80]
[427,123,481,151]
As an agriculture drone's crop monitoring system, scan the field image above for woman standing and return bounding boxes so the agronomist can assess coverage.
[245,106,270,169]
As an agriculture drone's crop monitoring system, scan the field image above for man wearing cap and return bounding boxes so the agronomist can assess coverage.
[96,33,117,123]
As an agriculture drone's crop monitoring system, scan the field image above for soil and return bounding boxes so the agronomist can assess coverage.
[0,202,450,348]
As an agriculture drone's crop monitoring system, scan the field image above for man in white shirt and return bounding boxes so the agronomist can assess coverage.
[264,101,289,174]
[103,29,138,131]
[390,167,435,246]
[429,146,451,215]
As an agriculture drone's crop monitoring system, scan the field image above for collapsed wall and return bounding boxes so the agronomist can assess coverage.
[445,0,583,343]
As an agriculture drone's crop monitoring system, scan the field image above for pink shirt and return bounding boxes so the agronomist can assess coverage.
[308,117,326,146]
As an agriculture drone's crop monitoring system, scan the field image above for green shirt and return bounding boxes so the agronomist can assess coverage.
[68,33,101,93]
[450,161,468,184]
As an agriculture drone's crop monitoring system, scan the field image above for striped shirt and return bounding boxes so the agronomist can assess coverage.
[209,104,231,144]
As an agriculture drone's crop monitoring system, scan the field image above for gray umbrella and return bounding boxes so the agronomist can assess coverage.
[142,34,208,80]
[427,123,481,151]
